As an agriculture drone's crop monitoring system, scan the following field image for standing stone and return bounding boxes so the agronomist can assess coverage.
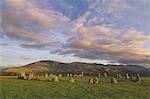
[116,74,119,78]
[52,76,59,82]
[89,78,94,84]
[98,73,101,77]
[67,73,70,77]
[93,77,99,84]
[58,74,62,77]
[81,72,84,76]
[70,74,73,77]
[44,73,48,78]
[69,77,75,83]
[18,72,27,80]
[137,74,140,78]
[78,72,84,77]
[104,72,107,77]
[136,74,141,83]
[111,77,118,84]
[118,74,122,78]
[126,73,130,79]
[74,74,78,77]
[49,74,53,77]
[27,73,34,80]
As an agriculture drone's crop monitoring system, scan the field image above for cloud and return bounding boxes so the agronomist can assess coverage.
[1,0,150,66]
[71,1,149,65]
[26,8,55,29]
[1,0,69,46]
[0,43,8,47]
[53,25,150,65]
[51,0,150,65]
[2,0,69,29]
[65,25,111,49]
[120,29,150,47]
[20,42,57,50]
[5,0,27,9]
[108,0,131,12]
[1,26,48,42]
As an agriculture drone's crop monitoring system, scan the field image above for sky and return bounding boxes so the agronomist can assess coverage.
[0,0,150,67]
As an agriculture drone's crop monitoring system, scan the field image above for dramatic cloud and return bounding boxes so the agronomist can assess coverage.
[1,0,69,47]
[54,25,150,65]
[0,0,150,66]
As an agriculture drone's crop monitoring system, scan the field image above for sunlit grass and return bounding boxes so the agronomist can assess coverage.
[0,76,150,99]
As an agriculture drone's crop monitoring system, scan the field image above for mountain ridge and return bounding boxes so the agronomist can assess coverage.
[0,60,149,76]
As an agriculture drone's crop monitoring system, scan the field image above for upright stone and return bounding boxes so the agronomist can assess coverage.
[116,74,119,78]
[52,76,59,82]
[70,74,73,77]
[81,72,84,76]
[49,74,53,77]
[28,73,34,80]
[89,78,94,84]
[136,74,141,83]
[73,74,78,77]
[18,72,27,80]
[67,73,70,77]
[58,74,62,77]
[69,77,75,83]
[98,73,101,77]
[45,73,48,78]
[104,72,107,77]
[93,77,99,84]
[111,77,118,84]
[118,74,122,78]
[126,73,130,79]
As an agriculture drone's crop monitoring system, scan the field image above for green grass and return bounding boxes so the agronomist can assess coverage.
[0,76,150,99]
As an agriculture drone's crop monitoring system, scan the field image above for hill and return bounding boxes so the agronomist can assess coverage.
[0,60,149,76]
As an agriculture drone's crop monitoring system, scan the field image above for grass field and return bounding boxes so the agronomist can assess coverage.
[0,76,150,99]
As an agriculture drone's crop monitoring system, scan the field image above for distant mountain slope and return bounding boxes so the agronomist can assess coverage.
[0,60,149,76]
